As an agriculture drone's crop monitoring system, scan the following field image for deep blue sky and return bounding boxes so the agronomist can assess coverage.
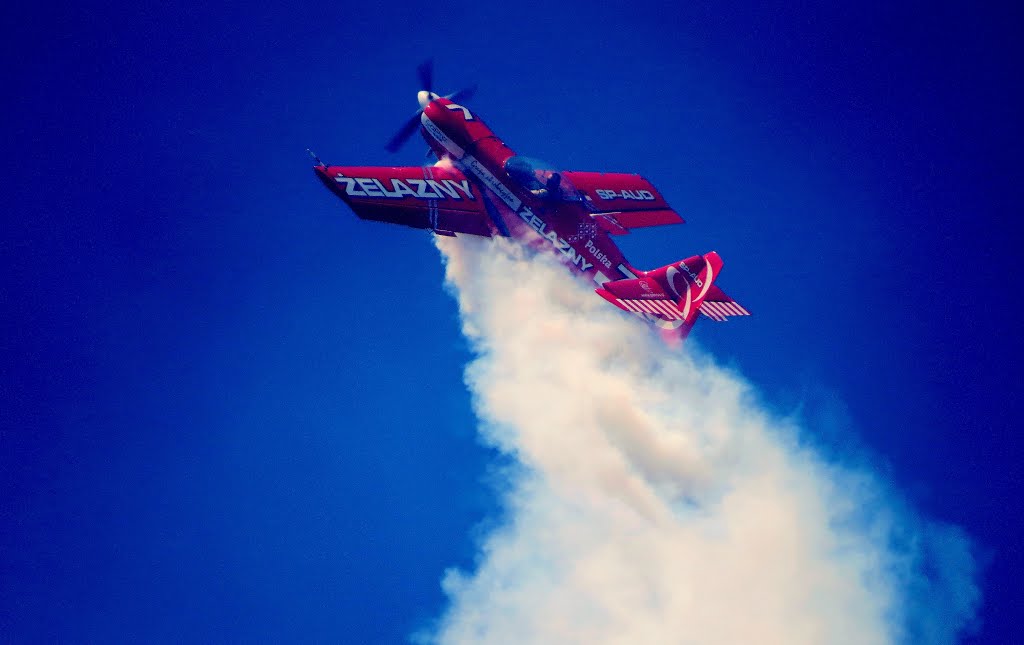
[3,2,1021,642]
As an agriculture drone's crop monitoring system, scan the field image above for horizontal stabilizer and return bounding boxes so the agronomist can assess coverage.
[596,290,687,320]
[698,285,751,322]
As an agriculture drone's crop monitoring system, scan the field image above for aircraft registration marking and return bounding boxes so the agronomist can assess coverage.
[595,189,656,201]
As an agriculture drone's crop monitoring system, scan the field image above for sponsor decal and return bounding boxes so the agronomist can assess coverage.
[335,175,474,200]
[462,156,522,210]
[637,279,664,299]
[518,208,593,272]
[584,239,614,270]
[595,188,656,201]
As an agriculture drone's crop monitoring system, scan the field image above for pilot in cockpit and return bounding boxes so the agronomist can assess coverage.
[534,172,561,199]
[506,157,562,200]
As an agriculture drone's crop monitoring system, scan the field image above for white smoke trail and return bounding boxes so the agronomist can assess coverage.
[424,235,979,645]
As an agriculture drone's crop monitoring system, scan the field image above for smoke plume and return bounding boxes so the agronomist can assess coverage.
[425,235,979,644]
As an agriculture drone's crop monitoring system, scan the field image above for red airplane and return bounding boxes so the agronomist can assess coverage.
[312,64,749,341]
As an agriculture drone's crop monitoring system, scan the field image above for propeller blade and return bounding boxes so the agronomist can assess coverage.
[446,84,477,105]
[385,112,423,153]
[417,59,433,93]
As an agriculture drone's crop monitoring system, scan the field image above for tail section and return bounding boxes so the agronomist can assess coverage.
[595,251,749,342]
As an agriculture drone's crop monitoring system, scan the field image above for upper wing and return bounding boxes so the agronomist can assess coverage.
[562,171,685,235]
[315,164,498,237]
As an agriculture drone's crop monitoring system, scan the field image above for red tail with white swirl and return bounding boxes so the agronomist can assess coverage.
[595,251,750,342]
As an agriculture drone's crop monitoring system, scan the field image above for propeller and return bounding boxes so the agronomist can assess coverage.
[385,116,425,154]
[417,60,433,95]
[384,60,477,153]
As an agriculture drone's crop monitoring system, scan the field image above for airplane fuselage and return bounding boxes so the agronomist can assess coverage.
[418,97,638,286]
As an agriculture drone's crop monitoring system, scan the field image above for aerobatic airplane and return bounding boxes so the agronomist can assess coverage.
[311,62,749,341]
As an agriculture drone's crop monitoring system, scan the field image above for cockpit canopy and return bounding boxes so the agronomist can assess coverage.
[504,156,582,203]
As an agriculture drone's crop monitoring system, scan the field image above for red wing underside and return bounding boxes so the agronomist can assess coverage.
[316,165,495,237]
